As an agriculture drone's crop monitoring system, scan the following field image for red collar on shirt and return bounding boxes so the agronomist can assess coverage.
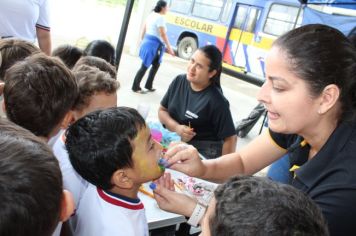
[97,188,144,210]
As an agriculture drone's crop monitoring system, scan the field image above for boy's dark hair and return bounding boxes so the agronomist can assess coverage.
[0,118,62,236]
[83,40,116,65]
[73,66,119,111]
[52,44,83,69]
[0,39,40,80]
[66,107,146,190]
[211,176,329,236]
[73,56,117,79]
[3,53,78,137]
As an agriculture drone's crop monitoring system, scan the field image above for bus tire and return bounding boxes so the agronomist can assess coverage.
[177,37,197,60]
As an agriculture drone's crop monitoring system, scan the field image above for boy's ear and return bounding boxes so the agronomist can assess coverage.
[60,190,75,222]
[112,169,134,189]
[60,111,75,129]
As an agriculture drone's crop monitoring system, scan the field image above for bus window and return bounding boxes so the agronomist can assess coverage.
[264,3,303,36]
[245,8,261,32]
[170,0,193,14]
[233,6,261,32]
[221,0,233,23]
[192,0,224,20]
[234,6,249,29]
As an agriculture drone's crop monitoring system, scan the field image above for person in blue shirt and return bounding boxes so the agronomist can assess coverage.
[132,0,174,94]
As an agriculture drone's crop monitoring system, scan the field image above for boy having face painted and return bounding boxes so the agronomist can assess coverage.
[65,107,164,236]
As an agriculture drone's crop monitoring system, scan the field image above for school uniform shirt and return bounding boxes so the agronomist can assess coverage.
[52,130,89,232]
[269,121,356,235]
[161,74,236,142]
[0,0,50,41]
[74,184,149,236]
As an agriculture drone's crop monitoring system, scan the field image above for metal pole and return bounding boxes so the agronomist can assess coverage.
[115,0,135,70]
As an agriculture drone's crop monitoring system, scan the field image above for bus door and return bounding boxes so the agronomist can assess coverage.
[221,3,263,76]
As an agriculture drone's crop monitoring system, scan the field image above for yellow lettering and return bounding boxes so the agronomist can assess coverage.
[207,25,213,33]
[185,19,190,27]
[180,17,185,25]
[174,16,214,34]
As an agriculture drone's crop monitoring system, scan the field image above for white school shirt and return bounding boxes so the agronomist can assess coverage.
[51,130,89,232]
[0,0,50,42]
[74,184,149,236]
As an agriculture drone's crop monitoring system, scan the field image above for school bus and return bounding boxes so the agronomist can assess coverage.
[165,0,356,85]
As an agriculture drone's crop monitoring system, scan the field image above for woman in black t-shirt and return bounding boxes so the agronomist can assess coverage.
[158,45,237,159]
[154,24,356,235]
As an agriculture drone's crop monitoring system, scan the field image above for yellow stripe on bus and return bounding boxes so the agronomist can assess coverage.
[166,14,227,38]
[222,62,245,72]
[166,13,274,50]
[229,29,274,49]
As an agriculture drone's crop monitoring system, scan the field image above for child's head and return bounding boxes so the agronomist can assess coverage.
[0,39,40,81]
[84,40,115,65]
[66,107,164,192]
[207,176,328,236]
[73,56,117,79]
[72,66,119,120]
[52,44,83,69]
[0,118,74,236]
[3,53,78,138]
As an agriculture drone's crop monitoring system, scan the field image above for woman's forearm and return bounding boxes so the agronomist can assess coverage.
[158,108,180,133]
[201,152,245,183]
[159,27,173,53]
[36,28,51,55]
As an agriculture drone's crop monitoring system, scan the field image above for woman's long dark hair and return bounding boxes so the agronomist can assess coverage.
[199,45,223,89]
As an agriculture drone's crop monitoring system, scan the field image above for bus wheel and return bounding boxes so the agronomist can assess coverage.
[177,37,197,60]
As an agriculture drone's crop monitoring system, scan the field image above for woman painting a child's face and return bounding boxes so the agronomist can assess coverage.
[257,46,340,138]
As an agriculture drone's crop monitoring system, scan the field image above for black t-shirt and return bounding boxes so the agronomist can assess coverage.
[160,74,235,141]
[269,122,356,235]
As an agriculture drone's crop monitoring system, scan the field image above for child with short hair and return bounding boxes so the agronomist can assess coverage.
[2,53,78,139]
[2,53,78,236]
[52,44,83,69]
[0,38,40,81]
[0,118,74,236]
[65,107,165,236]
[73,55,117,79]
[202,175,329,236]
[51,66,119,232]
[83,39,115,65]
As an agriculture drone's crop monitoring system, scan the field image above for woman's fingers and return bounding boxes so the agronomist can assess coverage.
[165,143,192,165]
[153,183,197,216]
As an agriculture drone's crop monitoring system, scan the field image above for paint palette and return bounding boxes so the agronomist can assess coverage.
[175,176,216,201]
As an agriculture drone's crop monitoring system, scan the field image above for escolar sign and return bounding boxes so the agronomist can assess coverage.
[174,16,213,33]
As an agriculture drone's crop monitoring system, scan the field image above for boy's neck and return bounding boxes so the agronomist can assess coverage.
[109,184,140,199]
